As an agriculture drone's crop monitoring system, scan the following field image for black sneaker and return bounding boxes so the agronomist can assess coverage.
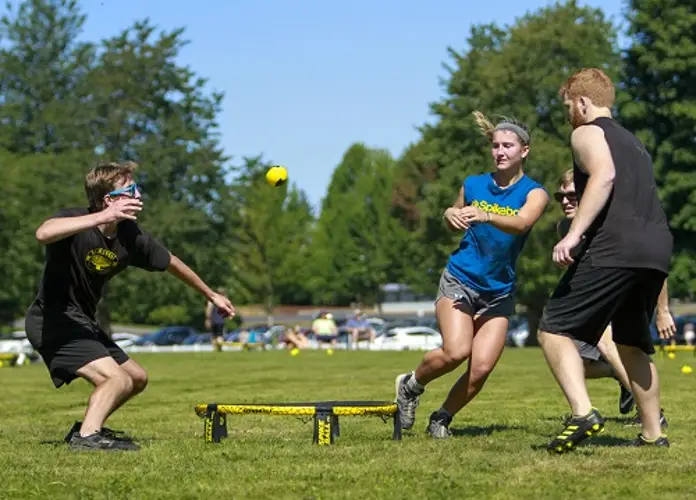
[628,434,670,447]
[426,410,452,439]
[547,408,605,454]
[68,431,140,451]
[618,383,635,415]
[395,372,424,430]
[628,409,668,429]
[64,421,134,443]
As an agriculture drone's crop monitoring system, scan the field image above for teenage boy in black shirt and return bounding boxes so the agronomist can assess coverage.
[26,162,235,451]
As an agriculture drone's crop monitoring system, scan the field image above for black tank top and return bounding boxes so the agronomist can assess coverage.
[573,117,672,273]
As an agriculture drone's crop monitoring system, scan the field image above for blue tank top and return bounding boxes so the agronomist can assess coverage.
[446,173,545,295]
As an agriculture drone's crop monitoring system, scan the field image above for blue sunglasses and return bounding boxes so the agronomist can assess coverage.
[107,183,140,197]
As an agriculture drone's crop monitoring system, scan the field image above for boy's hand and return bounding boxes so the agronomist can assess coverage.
[100,198,143,223]
[210,293,235,318]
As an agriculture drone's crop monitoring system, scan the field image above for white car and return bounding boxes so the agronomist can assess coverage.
[373,326,442,351]
[0,331,37,365]
[111,332,141,349]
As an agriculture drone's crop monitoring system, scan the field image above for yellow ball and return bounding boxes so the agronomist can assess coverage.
[290,348,300,356]
[681,365,692,374]
[265,165,288,187]
[667,352,676,359]
[326,348,334,356]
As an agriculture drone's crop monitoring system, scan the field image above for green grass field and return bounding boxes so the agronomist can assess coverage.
[1,348,694,499]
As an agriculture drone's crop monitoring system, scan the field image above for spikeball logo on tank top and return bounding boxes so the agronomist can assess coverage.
[471,200,520,217]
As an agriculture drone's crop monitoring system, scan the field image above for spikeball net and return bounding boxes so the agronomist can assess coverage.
[194,401,401,445]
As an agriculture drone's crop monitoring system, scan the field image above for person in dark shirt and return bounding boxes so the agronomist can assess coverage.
[206,287,228,351]
[538,69,676,453]
[555,170,636,415]
[26,161,235,451]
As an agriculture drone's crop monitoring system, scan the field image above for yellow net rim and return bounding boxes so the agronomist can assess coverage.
[194,403,398,418]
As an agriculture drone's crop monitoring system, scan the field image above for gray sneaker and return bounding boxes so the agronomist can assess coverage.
[426,411,452,439]
[69,431,140,451]
[395,372,423,430]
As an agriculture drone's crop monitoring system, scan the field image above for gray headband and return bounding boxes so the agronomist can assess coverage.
[494,123,530,145]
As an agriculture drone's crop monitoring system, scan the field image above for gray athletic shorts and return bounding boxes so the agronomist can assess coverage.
[435,268,515,317]
[573,339,602,361]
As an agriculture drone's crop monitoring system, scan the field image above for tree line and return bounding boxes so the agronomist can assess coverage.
[0,0,693,337]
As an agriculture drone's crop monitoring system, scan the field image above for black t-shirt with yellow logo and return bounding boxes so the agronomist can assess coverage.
[26,207,171,347]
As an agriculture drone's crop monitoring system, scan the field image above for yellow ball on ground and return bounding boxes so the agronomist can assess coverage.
[290,348,300,356]
[265,165,288,186]
[667,352,676,359]
[326,348,334,356]
[681,365,692,374]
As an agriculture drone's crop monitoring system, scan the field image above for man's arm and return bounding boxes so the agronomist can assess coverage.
[35,198,143,245]
[656,280,670,315]
[655,279,677,340]
[167,254,216,301]
[36,212,105,245]
[565,125,616,240]
[488,188,549,235]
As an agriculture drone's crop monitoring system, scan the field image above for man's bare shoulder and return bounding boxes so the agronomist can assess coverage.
[570,124,605,149]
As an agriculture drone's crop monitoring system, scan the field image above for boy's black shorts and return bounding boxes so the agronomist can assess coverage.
[25,310,130,388]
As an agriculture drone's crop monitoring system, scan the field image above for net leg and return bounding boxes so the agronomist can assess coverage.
[392,410,402,441]
[204,405,227,443]
[331,414,340,439]
[313,411,334,445]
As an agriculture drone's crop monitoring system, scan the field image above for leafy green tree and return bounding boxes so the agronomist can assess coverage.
[0,0,95,153]
[0,1,236,329]
[224,157,315,316]
[620,0,696,299]
[0,151,87,324]
[392,1,621,338]
[309,144,406,307]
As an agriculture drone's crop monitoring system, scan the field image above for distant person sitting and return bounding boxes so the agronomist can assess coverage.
[284,324,309,350]
[346,309,376,350]
[205,287,227,352]
[312,312,338,347]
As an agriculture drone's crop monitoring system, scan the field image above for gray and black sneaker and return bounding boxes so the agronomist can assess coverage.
[426,410,452,439]
[68,431,140,451]
[395,372,424,430]
[628,434,670,447]
[628,408,668,428]
[64,421,134,443]
[618,383,635,415]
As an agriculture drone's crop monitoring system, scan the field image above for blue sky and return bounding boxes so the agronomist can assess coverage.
[80,0,626,212]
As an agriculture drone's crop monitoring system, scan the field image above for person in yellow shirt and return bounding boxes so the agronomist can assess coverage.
[312,312,338,347]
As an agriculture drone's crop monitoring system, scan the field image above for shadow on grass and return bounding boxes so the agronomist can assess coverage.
[40,436,158,447]
[541,415,637,425]
[450,424,529,438]
[530,434,635,452]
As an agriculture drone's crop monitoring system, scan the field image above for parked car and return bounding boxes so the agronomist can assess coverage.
[132,326,200,346]
[0,330,39,364]
[111,332,140,349]
[373,325,442,351]
[182,333,212,345]
[506,316,529,348]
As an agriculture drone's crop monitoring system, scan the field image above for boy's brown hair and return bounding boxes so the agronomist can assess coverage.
[85,161,137,209]
[558,168,574,188]
[558,68,616,108]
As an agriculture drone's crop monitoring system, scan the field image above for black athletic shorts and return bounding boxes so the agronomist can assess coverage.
[211,324,225,338]
[26,312,129,388]
[539,257,666,355]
